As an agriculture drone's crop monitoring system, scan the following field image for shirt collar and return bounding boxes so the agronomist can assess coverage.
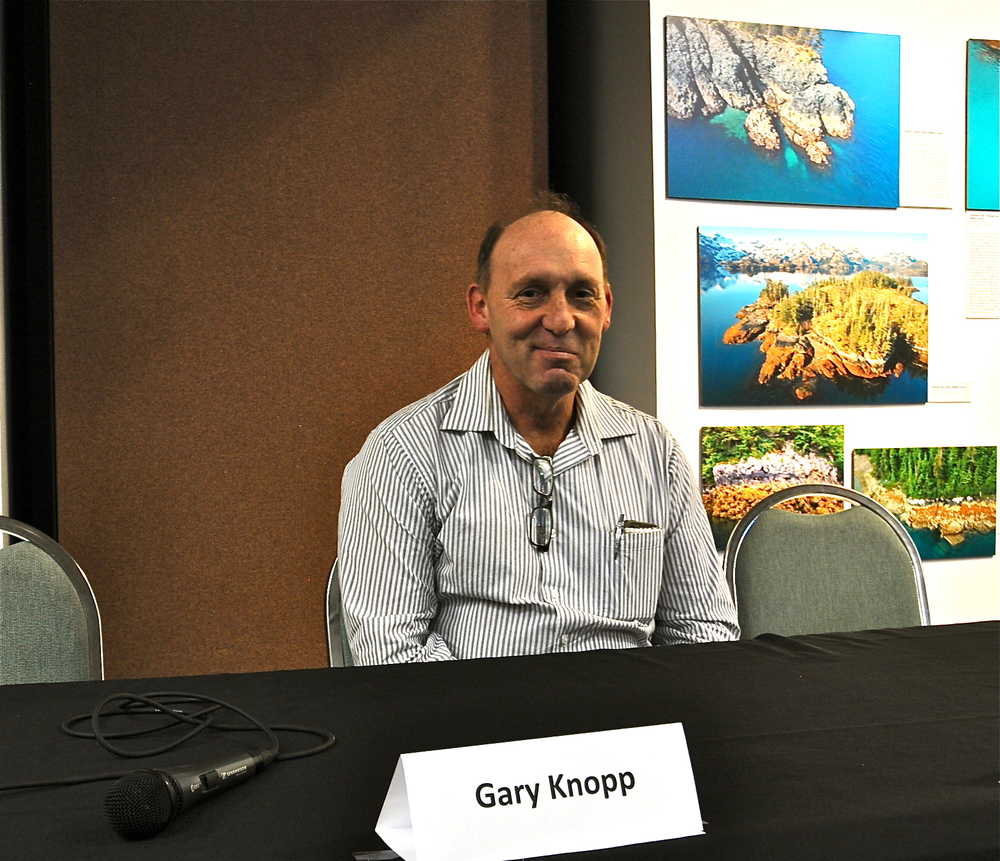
[441,350,636,452]
[440,351,509,441]
[574,377,636,454]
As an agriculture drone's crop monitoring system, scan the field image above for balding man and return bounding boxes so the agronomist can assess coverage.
[338,196,738,664]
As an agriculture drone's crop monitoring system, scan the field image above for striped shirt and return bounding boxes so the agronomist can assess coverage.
[338,351,739,665]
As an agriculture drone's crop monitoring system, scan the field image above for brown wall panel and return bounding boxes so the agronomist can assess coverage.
[49,0,546,678]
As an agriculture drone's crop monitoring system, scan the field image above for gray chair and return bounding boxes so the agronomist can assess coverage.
[724,484,929,639]
[324,558,354,667]
[0,516,104,684]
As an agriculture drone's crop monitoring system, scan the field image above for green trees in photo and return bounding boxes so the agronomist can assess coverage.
[858,447,998,500]
[761,271,927,360]
[759,280,789,304]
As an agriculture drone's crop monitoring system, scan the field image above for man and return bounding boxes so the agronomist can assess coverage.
[338,196,738,664]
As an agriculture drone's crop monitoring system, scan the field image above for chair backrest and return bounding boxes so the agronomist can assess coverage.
[724,484,929,639]
[325,558,354,667]
[0,516,104,684]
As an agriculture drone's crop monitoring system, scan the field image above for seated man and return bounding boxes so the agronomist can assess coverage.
[338,195,738,664]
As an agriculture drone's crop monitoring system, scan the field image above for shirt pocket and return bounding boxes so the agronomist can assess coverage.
[609,528,662,621]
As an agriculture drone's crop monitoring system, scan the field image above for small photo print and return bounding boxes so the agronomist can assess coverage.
[701,425,845,550]
[852,447,997,559]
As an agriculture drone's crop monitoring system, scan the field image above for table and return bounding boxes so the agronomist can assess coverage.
[1,622,997,860]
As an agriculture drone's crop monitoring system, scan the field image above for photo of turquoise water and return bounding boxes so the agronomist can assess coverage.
[665,19,900,208]
[967,39,1000,211]
[909,527,995,561]
[698,226,928,407]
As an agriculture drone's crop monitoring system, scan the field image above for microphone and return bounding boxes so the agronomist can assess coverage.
[104,746,275,839]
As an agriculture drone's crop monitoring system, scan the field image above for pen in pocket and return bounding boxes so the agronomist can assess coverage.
[613,514,660,559]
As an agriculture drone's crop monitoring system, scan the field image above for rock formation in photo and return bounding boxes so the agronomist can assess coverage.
[703,444,842,523]
[666,17,855,165]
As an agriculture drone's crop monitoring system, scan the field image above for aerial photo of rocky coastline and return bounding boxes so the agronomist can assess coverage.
[701,425,844,550]
[665,16,899,207]
[853,447,997,559]
[699,226,928,407]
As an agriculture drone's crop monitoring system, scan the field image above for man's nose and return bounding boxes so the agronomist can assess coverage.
[541,293,574,335]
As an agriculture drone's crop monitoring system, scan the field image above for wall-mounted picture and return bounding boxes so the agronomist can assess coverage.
[698,226,928,406]
[701,425,844,550]
[665,16,900,207]
[853,447,997,559]
[967,39,1000,211]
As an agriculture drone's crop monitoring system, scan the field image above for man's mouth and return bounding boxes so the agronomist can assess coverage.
[533,345,576,358]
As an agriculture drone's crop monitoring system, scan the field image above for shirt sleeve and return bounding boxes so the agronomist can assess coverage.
[337,430,457,664]
[653,441,741,645]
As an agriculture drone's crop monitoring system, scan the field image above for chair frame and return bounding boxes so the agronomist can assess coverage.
[324,558,353,667]
[723,483,930,627]
[0,515,105,680]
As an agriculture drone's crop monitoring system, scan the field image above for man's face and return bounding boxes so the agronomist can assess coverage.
[467,211,613,406]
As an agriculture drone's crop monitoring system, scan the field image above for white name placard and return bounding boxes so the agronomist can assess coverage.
[375,723,703,861]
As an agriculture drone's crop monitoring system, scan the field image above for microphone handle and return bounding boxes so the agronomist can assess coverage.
[168,748,273,813]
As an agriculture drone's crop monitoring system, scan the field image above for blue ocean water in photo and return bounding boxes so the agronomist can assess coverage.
[699,273,927,406]
[667,28,900,207]
[908,526,996,561]
[967,41,1000,211]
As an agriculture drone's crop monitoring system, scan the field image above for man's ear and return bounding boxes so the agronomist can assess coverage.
[467,283,490,334]
[603,281,614,331]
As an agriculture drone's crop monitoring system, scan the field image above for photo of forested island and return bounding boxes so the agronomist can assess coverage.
[699,226,928,406]
[853,447,997,559]
[701,425,844,550]
[665,16,899,207]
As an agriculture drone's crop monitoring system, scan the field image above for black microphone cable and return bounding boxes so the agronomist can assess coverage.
[0,690,336,789]
[0,691,336,836]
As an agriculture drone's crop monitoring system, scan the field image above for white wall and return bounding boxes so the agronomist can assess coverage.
[650,0,999,623]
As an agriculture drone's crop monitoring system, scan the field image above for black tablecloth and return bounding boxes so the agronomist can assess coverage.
[1,622,997,860]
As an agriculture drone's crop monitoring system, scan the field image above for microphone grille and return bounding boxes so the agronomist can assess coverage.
[105,771,176,839]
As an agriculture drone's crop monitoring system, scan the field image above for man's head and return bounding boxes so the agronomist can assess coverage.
[475,193,609,290]
[467,195,613,410]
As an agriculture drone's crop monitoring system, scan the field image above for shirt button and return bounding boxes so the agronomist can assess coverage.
[559,634,569,646]
[544,587,556,602]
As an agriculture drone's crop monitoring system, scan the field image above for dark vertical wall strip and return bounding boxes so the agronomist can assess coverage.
[547,0,596,201]
[49,0,546,679]
[547,0,657,415]
[2,0,58,535]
